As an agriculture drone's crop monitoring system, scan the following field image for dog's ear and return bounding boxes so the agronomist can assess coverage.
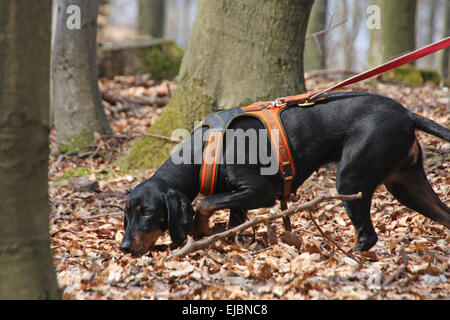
[163,190,194,245]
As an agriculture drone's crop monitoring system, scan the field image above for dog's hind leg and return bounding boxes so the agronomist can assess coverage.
[384,161,450,229]
[334,129,414,251]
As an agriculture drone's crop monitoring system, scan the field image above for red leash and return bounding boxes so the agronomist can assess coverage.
[282,37,450,106]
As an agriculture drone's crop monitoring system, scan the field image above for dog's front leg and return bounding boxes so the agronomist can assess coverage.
[194,173,277,237]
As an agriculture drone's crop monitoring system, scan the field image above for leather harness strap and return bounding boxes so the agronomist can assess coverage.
[199,130,223,196]
[241,103,296,210]
[199,97,312,210]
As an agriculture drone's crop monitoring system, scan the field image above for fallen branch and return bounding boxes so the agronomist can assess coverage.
[305,69,359,80]
[366,249,409,300]
[81,212,123,219]
[171,192,362,258]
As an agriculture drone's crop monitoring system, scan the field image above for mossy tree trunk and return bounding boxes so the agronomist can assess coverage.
[369,0,417,68]
[52,0,111,154]
[138,0,165,38]
[121,0,314,169]
[0,1,61,299]
[304,0,328,71]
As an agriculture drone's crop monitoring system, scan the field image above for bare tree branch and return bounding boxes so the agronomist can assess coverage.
[305,18,348,58]
[305,18,348,40]
[171,192,362,258]
[305,69,359,80]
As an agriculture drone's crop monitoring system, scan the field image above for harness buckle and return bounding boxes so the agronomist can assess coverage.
[297,99,315,107]
[259,101,275,109]
[275,98,287,107]
[281,161,294,179]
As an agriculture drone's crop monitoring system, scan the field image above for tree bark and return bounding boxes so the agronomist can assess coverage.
[381,0,417,61]
[304,0,328,71]
[369,0,417,67]
[368,0,384,67]
[138,0,165,38]
[418,0,437,69]
[0,1,60,299]
[121,0,314,169]
[52,0,111,154]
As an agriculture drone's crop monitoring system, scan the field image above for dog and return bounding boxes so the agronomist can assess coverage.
[120,92,450,257]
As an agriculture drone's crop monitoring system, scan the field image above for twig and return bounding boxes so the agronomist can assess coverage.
[366,249,409,300]
[138,131,182,143]
[305,19,348,40]
[307,210,361,265]
[312,34,323,56]
[305,19,347,56]
[81,212,123,219]
[305,69,359,80]
[171,192,362,258]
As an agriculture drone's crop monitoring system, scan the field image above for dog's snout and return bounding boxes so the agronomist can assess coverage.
[120,237,132,254]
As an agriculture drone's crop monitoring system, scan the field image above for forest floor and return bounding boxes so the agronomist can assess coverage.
[49,74,449,300]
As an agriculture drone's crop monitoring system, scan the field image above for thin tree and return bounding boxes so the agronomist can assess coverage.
[138,0,165,38]
[122,0,315,169]
[0,1,60,299]
[369,0,417,67]
[304,0,328,71]
[52,0,111,154]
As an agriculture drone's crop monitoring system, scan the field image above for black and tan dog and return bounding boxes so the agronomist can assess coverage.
[120,92,450,257]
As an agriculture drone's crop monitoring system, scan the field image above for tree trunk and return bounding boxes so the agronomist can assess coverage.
[368,0,384,67]
[369,0,417,67]
[0,1,60,299]
[138,0,165,38]
[440,0,450,80]
[121,0,314,169]
[417,0,437,69]
[304,0,328,71]
[381,0,417,61]
[52,0,111,154]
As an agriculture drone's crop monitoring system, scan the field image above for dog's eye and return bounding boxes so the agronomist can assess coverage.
[143,211,151,216]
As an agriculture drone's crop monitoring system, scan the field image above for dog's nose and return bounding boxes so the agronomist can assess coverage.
[120,238,132,254]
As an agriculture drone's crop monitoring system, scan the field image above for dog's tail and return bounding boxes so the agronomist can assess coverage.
[409,112,450,142]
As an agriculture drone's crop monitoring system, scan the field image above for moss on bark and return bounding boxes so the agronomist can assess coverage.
[57,130,93,154]
[98,39,184,81]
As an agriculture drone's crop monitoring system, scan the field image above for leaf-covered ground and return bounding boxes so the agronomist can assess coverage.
[49,75,449,300]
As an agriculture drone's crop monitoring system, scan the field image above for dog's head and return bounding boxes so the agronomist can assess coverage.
[119,178,194,257]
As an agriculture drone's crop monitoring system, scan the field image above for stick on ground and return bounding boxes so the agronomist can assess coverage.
[171,192,362,258]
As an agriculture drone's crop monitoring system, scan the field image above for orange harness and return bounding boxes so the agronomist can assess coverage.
[199,93,320,209]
